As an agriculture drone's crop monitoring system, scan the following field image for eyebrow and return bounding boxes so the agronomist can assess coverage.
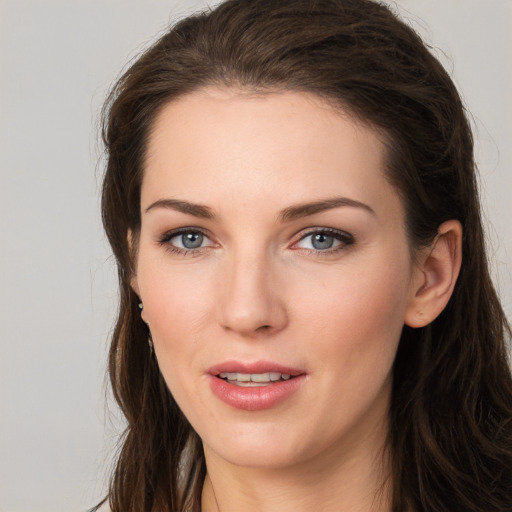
[145,199,215,219]
[278,197,375,221]
[144,196,375,221]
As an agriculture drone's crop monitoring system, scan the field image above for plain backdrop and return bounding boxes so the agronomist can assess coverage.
[0,1,510,510]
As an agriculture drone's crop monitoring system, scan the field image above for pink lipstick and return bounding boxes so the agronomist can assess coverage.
[207,361,306,411]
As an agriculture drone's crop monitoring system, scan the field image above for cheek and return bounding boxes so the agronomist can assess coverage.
[139,255,215,331]
[294,258,411,375]
[137,261,217,384]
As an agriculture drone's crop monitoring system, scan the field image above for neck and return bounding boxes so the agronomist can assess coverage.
[201,428,392,512]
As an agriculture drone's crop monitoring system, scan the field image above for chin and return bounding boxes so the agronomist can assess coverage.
[200,421,327,470]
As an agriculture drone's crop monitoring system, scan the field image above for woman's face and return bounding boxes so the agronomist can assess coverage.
[133,88,422,470]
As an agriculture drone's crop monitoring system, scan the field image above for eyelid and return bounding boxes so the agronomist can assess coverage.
[156,226,354,256]
[291,227,355,252]
[158,226,212,242]
[158,227,218,255]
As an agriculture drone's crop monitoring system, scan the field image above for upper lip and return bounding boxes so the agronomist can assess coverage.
[207,360,305,377]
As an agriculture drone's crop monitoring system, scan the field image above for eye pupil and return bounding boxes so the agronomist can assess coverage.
[312,233,334,250]
[182,232,203,249]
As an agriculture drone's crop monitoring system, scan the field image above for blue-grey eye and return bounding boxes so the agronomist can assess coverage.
[180,232,204,249]
[164,230,211,250]
[295,229,353,252]
[159,228,216,253]
[311,233,335,250]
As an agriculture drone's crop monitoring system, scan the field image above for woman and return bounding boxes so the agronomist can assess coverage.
[96,0,512,510]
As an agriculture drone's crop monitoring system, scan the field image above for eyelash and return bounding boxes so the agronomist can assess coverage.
[292,227,355,255]
[158,228,215,257]
[157,227,355,256]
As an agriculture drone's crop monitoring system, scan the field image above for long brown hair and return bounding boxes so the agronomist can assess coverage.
[97,0,512,510]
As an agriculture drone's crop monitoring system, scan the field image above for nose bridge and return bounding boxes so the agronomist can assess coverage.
[217,242,287,336]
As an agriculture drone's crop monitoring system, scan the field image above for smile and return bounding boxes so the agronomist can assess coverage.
[208,361,306,410]
[218,372,293,386]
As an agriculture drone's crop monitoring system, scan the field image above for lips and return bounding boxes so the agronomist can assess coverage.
[207,361,306,411]
[208,360,304,376]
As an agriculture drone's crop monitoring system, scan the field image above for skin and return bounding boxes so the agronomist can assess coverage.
[131,88,462,512]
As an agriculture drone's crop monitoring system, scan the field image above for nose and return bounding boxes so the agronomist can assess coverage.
[216,250,288,338]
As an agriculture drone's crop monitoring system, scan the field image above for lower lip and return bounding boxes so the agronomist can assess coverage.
[208,375,306,411]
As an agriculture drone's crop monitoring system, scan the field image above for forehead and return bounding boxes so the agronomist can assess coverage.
[142,88,401,223]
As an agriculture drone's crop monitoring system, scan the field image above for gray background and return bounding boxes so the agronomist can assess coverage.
[1,1,510,510]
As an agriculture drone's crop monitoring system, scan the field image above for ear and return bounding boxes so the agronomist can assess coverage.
[131,274,141,296]
[405,220,462,328]
[127,228,141,296]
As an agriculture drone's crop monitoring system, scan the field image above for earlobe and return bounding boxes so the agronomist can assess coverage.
[405,220,462,328]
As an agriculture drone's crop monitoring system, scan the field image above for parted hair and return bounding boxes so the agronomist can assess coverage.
[98,0,512,510]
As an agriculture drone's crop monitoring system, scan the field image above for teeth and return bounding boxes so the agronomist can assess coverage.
[251,373,270,383]
[218,372,293,383]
